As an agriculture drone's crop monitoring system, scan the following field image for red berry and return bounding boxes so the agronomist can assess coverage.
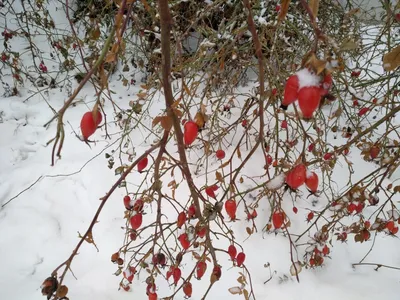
[124,195,132,210]
[293,207,298,214]
[272,211,285,229]
[286,164,307,189]
[152,253,166,267]
[205,185,218,199]
[275,5,281,12]
[166,266,174,280]
[173,267,181,285]
[184,121,198,146]
[123,266,136,282]
[266,154,273,165]
[216,149,225,160]
[227,245,237,260]
[322,245,330,256]
[183,282,192,298]
[179,233,190,250]
[281,120,288,129]
[364,221,371,229]
[272,88,277,95]
[130,213,143,230]
[236,252,246,267]
[212,265,222,280]
[320,74,332,95]
[177,212,186,228]
[138,156,148,172]
[386,220,395,232]
[148,292,157,300]
[241,119,248,127]
[353,100,359,106]
[351,70,361,77]
[305,171,319,193]
[308,143,315,152]
[80,112,98,140]
[282,75,299,109]
[307,211,314,221]
[358,107,369,116]
[188,204,196,219]
[132,199,144,212]
[370,146,380,159]
[225,199,237,219]
[196,261,207,279]
[323,153,333,160]
[247,209,257,220]
[197,225,207,238]
[298,86,321,118]
[372,98,378,104]
[396,13,400,22]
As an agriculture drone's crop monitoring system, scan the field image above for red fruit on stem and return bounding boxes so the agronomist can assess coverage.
[80,111,98,140]
[166,266,175,280]
[225,199,237,219]
[358,107,369,116]
[321,74,332,91]
[281,120,288,129]
[347,203,356,214]
[212,265,222,280]
[272,211,285,229]
[282,75,299,109]
[286,164,307,189]
[275,5,281,12]
[123,266,136,282]
[305,171,319,193]
[132,199,144,212]
[241,119,248,127]
[236,252,246,267]
[196,261,207,279]
[188,204,196,219]
[227,245,237,260]
[370,146,380,159]
[323,153,333,160]
[148,292,157,300]
[179,233,190,250]
[396,13,400,22]
[124,195,132,210]
[197,226,207,238]
[177,212,186,228]
[183,282,192,298]
[293,206,298,214]
[130,213,143,230]
[307,211,314,221]
[298,86,321,118]
[386,221,395,232]
[216,149,225,160]
[272,88,277,95]
[322,245,330,256]
[138,157,148,172]
[205,185,218,199]
[184,121,198,146]
[266,154,273,165]
[351,70,361,77]
[308,143,315,152]
[173,267,181,285]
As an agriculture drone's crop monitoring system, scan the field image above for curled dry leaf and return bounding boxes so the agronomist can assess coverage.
[278,0,291,23]
[56,285,69,298]
[228,286,242,295]
[290,261,302,276]
[383,45,400,71]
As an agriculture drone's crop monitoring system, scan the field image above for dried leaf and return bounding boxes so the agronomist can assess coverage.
[246,227,253,235]
[278,0,291,23]
[216,171,224,183]
[105,52,116,63]
[237,147,242,159]
[340,39,358,51]
[309,0,319,18]
[243,288,250,300]
[228,287,242,295]
[195,111,207,128]
[56,286,68,298]
[137,92,147,100]
[219,160,230,169]
[290,261,302,276]
[383,45,400,71]
[306,53,326,75]
[345,8,360,17]
[92,102,100,124]
[183,81,191,96]
[92,27,100,40]
[152,116,172,131]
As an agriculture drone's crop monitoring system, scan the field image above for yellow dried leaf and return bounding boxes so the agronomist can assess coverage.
[340,39,358,51]
[216,171,224,183]
[183,82,191,96]
[383,45,400,71]
[56,286,68,298]
[195,111,207,128]
[243,288,250,300]
[309,0,319,18]
[105,52,116,63]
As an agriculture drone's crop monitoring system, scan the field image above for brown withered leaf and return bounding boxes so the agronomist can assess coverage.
[137,92,147,100]
[345,8,360,17]
[278,0,291,23]
[56,286,68,298]
[305,53,326,75]
[105,52,116,63]
[309,0,320,18]
[243,288,250,300]
[228,287,242,295]
[152,116,172,131]
[340,39,358,51]
[92,27,100,40]
[216,171,224,183]
[383,45,400,71]
[195,111,208,128]
[183,81,192,96]
[92,102,101,124]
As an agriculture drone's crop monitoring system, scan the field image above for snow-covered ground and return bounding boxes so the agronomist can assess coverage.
[1,2,400,300]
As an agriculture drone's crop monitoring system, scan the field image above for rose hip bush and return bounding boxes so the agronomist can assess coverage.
[2,0,400,299]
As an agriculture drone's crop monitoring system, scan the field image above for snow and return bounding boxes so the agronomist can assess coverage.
[296,68,321,89]
[0,3,400,300]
